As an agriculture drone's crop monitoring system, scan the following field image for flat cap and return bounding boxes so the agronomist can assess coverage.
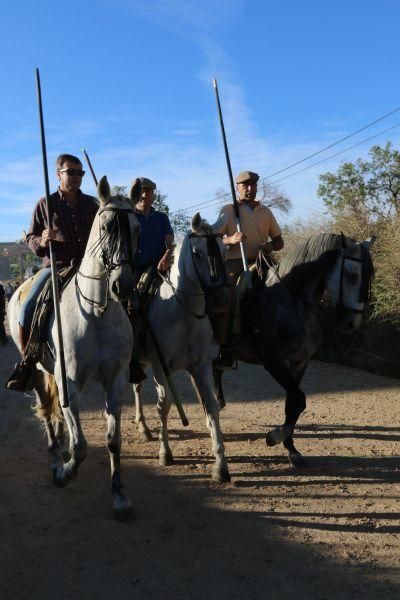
[138,177,156,190]
[236,170,259,184]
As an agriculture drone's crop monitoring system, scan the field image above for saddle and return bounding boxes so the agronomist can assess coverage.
[211,248,278,347]
[24,265,77,363]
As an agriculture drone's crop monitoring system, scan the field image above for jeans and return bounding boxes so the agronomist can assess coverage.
[19,267,52,330]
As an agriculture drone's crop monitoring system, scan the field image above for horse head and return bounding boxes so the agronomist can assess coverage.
[186,212,229,312]
[325,235,375,333]
[89,176,141,302]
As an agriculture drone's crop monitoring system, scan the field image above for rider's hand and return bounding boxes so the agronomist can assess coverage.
[228,232,245,245]
[157,250,173,273]
[261,241,274,253]
[39,228,56,248]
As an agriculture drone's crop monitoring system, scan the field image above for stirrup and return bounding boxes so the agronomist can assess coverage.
[212,350,236,372]
[5,360,35,393]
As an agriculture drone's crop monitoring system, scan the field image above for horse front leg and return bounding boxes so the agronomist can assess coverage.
[133,382,153,441]
[190,366,230,483]
[54,379,87,487]
[264,359,307,467]
[106,378,134,521]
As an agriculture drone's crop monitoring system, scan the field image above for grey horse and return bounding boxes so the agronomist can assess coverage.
[133,214,231,482]
[8,177,141,519]
[213,233,375,467]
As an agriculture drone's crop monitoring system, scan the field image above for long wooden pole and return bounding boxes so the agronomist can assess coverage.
[213,78,251,285]
[35,68,69,408]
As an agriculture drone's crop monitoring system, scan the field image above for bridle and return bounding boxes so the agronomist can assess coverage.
[337,245,373,316]
[75,206,137,312]
[160,231,227,320]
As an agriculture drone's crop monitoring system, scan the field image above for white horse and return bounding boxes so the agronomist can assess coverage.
[134,214,231,482]
[8,177,140,520]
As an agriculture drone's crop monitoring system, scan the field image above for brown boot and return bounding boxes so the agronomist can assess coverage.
[6,360,34,392]
[5,325,34,393]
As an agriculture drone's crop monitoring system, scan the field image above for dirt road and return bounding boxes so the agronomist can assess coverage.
[0,321,399,599]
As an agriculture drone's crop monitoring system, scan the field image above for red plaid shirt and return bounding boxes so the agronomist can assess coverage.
[26,189,98,267]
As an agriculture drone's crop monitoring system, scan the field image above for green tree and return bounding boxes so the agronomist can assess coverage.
[318,143,400,219]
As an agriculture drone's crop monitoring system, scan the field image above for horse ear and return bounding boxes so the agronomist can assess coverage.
[340,231,347,250]
[129,178,142,206]
[363,235,376,250]
[191,212,202,232]
[98,176,111,205]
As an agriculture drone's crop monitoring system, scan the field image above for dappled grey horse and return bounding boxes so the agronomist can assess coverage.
[8,177,140,519]
[133,213,231,482]
[214,233,375,467]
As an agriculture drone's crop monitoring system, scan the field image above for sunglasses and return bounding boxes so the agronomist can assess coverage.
[58,168,85,177]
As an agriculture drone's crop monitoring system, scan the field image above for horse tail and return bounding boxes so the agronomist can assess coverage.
[33,370,62,424]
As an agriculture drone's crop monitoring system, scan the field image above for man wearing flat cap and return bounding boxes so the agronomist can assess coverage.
[133,177,174,276]
[213,170,284,369]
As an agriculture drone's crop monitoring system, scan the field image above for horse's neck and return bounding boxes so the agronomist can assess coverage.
[278,262,327,307]
[76,254,108,316]
[161,243,205,313]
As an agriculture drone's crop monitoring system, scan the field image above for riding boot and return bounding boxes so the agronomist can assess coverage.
[5,324,34,392]
[212,346,235,371]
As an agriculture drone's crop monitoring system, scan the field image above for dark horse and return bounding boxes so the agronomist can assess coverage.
[214,233,375,467]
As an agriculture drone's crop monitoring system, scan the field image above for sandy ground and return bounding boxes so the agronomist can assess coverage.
[0,316,399,600]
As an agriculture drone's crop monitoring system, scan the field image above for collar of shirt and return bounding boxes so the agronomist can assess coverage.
[57,187,83,205]
[135,206,155,220]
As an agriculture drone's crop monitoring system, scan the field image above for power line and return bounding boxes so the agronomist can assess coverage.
[262,105,400,180]
[270,121,400,184]
[175,106,400,215]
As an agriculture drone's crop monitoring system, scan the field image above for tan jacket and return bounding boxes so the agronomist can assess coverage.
[216,202,282,260]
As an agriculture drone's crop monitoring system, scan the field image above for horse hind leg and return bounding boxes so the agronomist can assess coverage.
[154,373,174,466]
[213,368,226,410]
[33,370,65,477]
[190,369,230,483]
[133,382,153,441]
[105,380,134,521]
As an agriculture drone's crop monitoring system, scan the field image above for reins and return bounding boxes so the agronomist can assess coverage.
[75,205,137,313]
[159,231,226,320]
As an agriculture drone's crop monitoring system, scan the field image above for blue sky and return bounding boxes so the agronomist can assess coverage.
[1,0,399,241]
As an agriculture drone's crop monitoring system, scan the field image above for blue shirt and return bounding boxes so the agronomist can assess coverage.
[134,208,174,272]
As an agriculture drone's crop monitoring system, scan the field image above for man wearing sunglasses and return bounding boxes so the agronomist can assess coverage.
[7,153,98,391]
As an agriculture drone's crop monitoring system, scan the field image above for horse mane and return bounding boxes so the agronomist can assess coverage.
[279,233,344,278]
[276,233,344,302]
[276,233,374,304]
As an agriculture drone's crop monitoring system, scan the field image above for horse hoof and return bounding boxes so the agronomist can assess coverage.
[138,428,154,442]
[114,497,135,522]
[159,453,174,466]
[212,466,231,483]
[266,427,285,447]
[288,452,306,468]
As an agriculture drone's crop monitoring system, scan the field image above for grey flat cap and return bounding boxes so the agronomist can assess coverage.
[236,170,260,184]
[138,177,156,190]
